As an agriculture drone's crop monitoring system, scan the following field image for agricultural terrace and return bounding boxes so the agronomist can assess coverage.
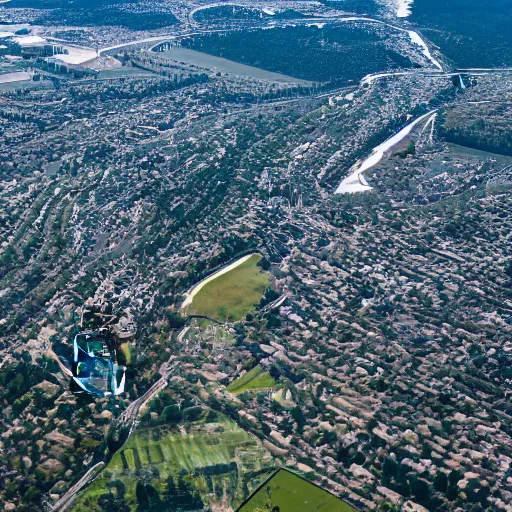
[71,411,275,512]
[227,364,277,395]
[183,253,270,321]
[238,469,357,512]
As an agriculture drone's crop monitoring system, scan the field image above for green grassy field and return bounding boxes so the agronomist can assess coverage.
[190,254,270,321]
[227,365,277,394]
[71,411,275,512]
[238,469,357,512]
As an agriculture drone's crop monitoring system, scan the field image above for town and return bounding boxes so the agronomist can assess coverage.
[0,0,511,511]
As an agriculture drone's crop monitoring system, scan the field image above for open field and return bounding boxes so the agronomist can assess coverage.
[0,71,31,83]
[227,365,277,395]
[186,253,270,321]
[155,47,311,84]
[238,469,357,512]
[71,412,275,511]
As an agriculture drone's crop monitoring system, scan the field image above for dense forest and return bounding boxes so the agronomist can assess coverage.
[3,0,178,30]
[182,24,415,83]
[32,9,178,30]
[439,104,512,157]
[410,0,512,68]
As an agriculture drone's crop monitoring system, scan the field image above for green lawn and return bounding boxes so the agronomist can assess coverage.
[190,254,270,321]
[227,365,277,395]
[238,469,357,512]
[123,448,136,471]
[71,412,275,512]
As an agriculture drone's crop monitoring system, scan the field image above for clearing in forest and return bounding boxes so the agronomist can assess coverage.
[184,253,270,322]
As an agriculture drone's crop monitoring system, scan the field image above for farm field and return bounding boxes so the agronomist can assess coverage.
[238,469,357,512]
[71,411,275,512]
[153,47,309,84]
[227,364,277,395]
[187,253,270,321]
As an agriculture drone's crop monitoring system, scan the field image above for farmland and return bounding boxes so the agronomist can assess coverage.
[238,469,357,512]
[71,411,275,511]
[227,365,277,395]
[186,253,270,321]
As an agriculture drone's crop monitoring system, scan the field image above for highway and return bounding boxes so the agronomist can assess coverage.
[116,358,179,435]
[50,462,104,512]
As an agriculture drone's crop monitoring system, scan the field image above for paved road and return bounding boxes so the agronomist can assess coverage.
[99,28,229,54]
[50,462,104,512]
